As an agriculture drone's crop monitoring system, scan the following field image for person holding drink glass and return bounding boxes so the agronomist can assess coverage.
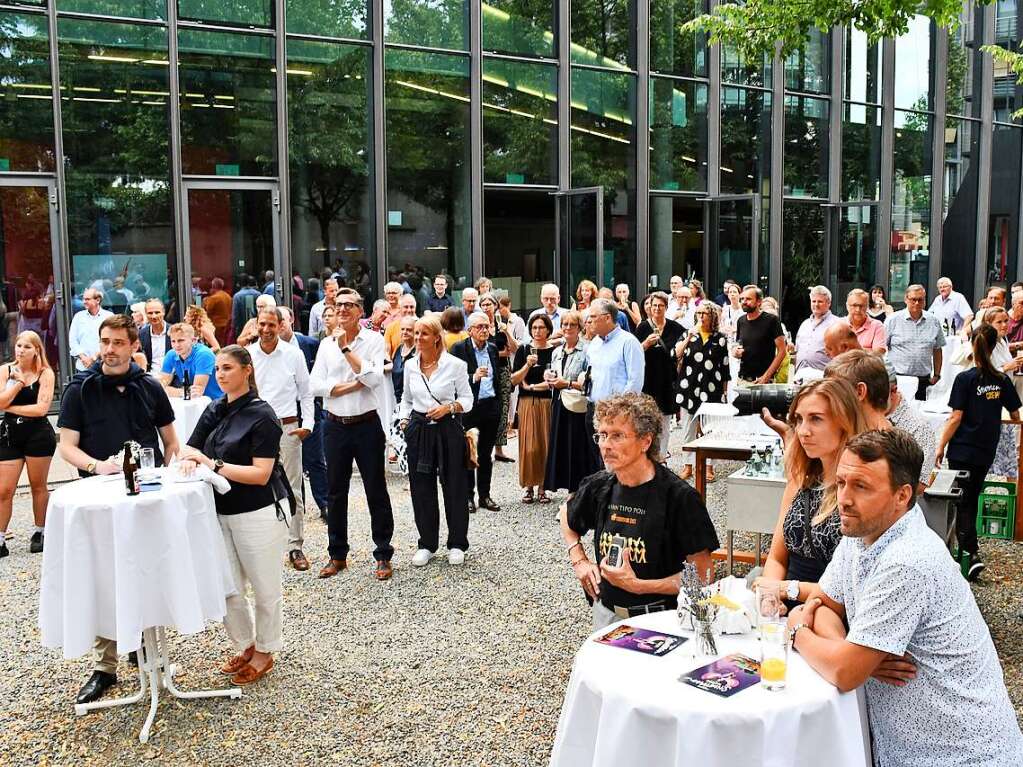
[510,314,555,503]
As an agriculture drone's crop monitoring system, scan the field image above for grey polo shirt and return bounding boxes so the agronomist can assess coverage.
[884,309,945,377]
[820,507,1023,767]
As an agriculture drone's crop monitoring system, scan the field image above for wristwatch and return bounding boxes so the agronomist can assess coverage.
[786,580,800,601]
[340,346,351,354]
[86,461,97,474]
[789,622,808,645]
[213,458,225,474]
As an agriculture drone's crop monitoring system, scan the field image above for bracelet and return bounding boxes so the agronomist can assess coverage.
[567,540,583,555]
[570,556,587,567]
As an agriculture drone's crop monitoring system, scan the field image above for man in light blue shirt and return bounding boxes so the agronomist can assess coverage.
[159,323,222,399]
[586,298,645,403]
[68,287,113,371]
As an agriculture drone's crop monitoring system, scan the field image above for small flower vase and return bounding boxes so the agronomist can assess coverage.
[693,614,718,656]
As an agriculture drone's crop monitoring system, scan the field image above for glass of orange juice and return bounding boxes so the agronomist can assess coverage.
[759,621,788,691]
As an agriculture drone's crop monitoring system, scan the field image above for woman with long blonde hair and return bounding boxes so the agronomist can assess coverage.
[572,280,598,312]
[185,304,221,351]
[753,377,867,606]
[0,330,56,557]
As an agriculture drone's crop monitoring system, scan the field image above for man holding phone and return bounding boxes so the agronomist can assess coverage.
[558,392,719,629]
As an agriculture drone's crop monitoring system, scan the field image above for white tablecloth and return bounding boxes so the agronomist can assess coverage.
[550,612,871,767]
[39,470,235,658]
[171,395,211,445]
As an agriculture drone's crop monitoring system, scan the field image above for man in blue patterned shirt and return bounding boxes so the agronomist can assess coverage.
[788,429,1023,766]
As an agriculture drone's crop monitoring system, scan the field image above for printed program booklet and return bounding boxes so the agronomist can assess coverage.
[594,624,688,657]
[679,654,762,697]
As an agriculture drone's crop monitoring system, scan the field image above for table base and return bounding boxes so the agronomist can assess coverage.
[74,626,242,743]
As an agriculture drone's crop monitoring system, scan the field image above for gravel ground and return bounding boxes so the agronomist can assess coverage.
[1,429,1021,765]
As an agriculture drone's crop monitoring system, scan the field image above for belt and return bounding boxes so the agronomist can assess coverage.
[325,410,376,426]
[610,600,668,620]
[281,416,300,425]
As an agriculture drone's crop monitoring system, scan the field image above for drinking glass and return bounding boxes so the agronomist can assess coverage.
[140,448,156,477]
[543,366,557,384]
[755,584,782,633]
[759,621,788,691]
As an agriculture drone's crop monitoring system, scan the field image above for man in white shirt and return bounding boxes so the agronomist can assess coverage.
[248,307,314,571]
[309,288,395,581]
[68,287,112,370]
[928,277,973,335]
[528,283,568,339]
[666,281,694,328]
[139,298,170,372]
[307,278,338,337]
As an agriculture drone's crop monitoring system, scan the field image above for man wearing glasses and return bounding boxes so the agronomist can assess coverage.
[884,285,945,401]
[558,392,718,630]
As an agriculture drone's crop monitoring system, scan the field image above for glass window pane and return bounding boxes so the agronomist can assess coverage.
[288,40,373,306]
[890,110,933,299]
[385,49,470,288]
[894,15,934,111]
[59,0,166,21]
[843,28,881,104]
[942,117,979,299]
[649,195,703,285]
[781,202,825,328]
[649,76,707,191]
[483,58,557,185]
[842,103,881,200]
[836,205,877,296]
[0,11,55,173]
[720,86,771,195]
[178,0,272,28]
[178,29,277,177]
[993,0,1023,122]
[57,19,178,319]
[482,0,555,58]
[948,3,982,119]
[649,0,707,78]
[484,189,556,296]
[783,95,828,198]
[571,0,634,69]
[721,44,771,88]
[988,124,1022,284]
[784,28,829,94]
[385,0,469,51]
[287,0,369,40]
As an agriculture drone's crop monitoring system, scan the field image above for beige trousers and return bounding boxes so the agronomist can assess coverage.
[279,431,304,550]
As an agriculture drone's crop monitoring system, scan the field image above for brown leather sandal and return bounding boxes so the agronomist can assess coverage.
[220,647,254,675]
[231,656,274,686]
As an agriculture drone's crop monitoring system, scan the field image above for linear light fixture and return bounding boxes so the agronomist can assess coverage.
[16,93,52,100]
[73,96,121,103]
[87,54,138,64]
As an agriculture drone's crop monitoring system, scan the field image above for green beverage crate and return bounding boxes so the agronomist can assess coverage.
[976,481,1016,540]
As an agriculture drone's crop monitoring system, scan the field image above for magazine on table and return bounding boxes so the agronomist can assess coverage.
[593,624,688,657]
[679,654,762,697]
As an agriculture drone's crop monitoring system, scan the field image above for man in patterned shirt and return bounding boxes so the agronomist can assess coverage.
[787,429,1023,766]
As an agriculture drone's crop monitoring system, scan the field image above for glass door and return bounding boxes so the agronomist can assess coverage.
[827,202,878,299]
[706,194,759,291]
[0,178,69,390]
[180,181,281,344]
[553,187,603,301]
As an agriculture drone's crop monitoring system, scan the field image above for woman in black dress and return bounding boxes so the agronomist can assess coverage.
[634,291,684,461]
[544,311,596,494]
[510,313,555,503]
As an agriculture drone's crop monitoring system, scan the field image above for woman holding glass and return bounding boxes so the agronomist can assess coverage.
[511,313,555,503]
[635,291,684,460]
[614,284,642,332]
[544,310,596,494]
[478,292,518,463]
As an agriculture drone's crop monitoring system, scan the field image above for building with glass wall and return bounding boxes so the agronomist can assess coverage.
[0,0,1020,388]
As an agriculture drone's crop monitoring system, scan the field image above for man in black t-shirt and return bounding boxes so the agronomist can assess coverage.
[57,314,178,706]
[558,392,719,629]
[735,285,786,384]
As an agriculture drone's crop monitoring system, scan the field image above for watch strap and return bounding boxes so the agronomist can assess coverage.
[788,622,808,646]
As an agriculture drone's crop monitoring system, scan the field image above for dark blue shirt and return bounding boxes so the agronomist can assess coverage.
[427,295,453,313]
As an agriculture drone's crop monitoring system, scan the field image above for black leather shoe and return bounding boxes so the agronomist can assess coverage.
[76,671,117,704]
[30,531,43,553]
[478,497,501,511]
[467,499,477,514]
[0,541,8,558]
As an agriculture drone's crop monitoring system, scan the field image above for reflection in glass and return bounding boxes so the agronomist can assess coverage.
[0,11,55,172]
[843,28,881,104]
[558,191,601,299]
[784,28,829,94]
[649,77,708,191]
[988,124,1023,284]
[178,29,277,177]
[891,110,933,299]
[720,86,771,195]
[942,117,979,295]
[483,58,557,185]
[721,44,771,88]
[781,202,825,329]
[59,0,165,20]
[57,19,178,318]
[709,198,755,289]
[179,0,272,27]
[649,195,703,285]
[993,0,1023,122]
[947,3,982,119]
[783,95,828,198]
[842,103,881,200]
[835,205,877,296]
[287,40,373,296]
[287,0,368,39]
[385,49,471,286]
[649,0,706,78]
[894,15,934,111]
[482,0,554,58]
[385,0,469,51]
[571,0,634,69]
[483,189,555,300]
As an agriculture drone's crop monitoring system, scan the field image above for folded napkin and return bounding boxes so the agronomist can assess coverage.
[170,463,231,495]
[711,576,758,635]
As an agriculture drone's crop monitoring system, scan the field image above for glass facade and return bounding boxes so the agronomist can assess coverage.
[2,1,1020,385]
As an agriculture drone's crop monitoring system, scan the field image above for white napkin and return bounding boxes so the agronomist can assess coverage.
[711,576,758,635]
[171,463,231,495]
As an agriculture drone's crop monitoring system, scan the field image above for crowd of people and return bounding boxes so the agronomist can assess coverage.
[5,264,1023,761]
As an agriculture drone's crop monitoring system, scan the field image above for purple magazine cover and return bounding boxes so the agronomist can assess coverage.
[594,624,688,656]
[680,654,762,697]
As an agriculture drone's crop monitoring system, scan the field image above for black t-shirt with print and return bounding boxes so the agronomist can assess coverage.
[948,367,1022,466]
[566,463,720,609]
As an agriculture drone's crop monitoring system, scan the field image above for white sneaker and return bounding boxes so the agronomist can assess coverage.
[412,549,432,567]
[448,548,465,566]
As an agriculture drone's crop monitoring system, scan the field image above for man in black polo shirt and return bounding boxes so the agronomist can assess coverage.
[735,285,786,384]
[558,392,719,629]
[57,313,178,705]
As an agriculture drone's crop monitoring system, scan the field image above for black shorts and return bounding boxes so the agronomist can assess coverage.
[0,417,56,460]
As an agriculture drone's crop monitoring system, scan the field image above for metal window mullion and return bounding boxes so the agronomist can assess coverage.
[168,0,187,316]
[635,0,649,292]
[827,26,843,289]
[275,0,291,304]
[470,0,482,280]
[768,44,783,295]
[558,0,569,190]
[975,5,995,303]
[929,25,948,290]
[705,0,721,282]
[371,0,387,298]
[878,37,895,292]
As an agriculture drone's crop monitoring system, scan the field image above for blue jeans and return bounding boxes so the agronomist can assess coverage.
[301,399,329,511]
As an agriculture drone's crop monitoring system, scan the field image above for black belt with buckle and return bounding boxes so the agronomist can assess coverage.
[325,410,376,426]
[609,600,668,620]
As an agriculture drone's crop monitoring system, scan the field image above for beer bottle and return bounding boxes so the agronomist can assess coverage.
[182,368,191,400]
[123,441,140,495]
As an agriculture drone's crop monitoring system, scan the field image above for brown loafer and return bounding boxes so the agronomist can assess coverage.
[375,560,393,581]
[319,558,347,578]
[231,657,274,686]
[288,549,309,571]
[220,648,254,675]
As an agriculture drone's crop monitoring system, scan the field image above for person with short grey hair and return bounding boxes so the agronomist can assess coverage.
[794,285,840,379]
[929,277,973,335]
[884,284,945,400]
[68,287,113,371]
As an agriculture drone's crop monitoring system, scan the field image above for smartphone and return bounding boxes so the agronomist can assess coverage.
[607,535,627,568]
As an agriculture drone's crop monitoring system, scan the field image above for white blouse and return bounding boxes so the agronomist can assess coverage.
[398,352,474,419]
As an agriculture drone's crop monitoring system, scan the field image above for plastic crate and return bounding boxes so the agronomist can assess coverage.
[976,481,1016,540]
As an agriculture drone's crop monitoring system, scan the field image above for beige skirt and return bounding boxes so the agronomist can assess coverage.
[517,396,552,488]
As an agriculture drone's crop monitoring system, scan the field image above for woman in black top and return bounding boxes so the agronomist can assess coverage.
[511,313,555,503]
[0,331,56,557]
[634,291,684,461]
[180,344,284,687]
[936,323,1023,579]
[479,292,518,462]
